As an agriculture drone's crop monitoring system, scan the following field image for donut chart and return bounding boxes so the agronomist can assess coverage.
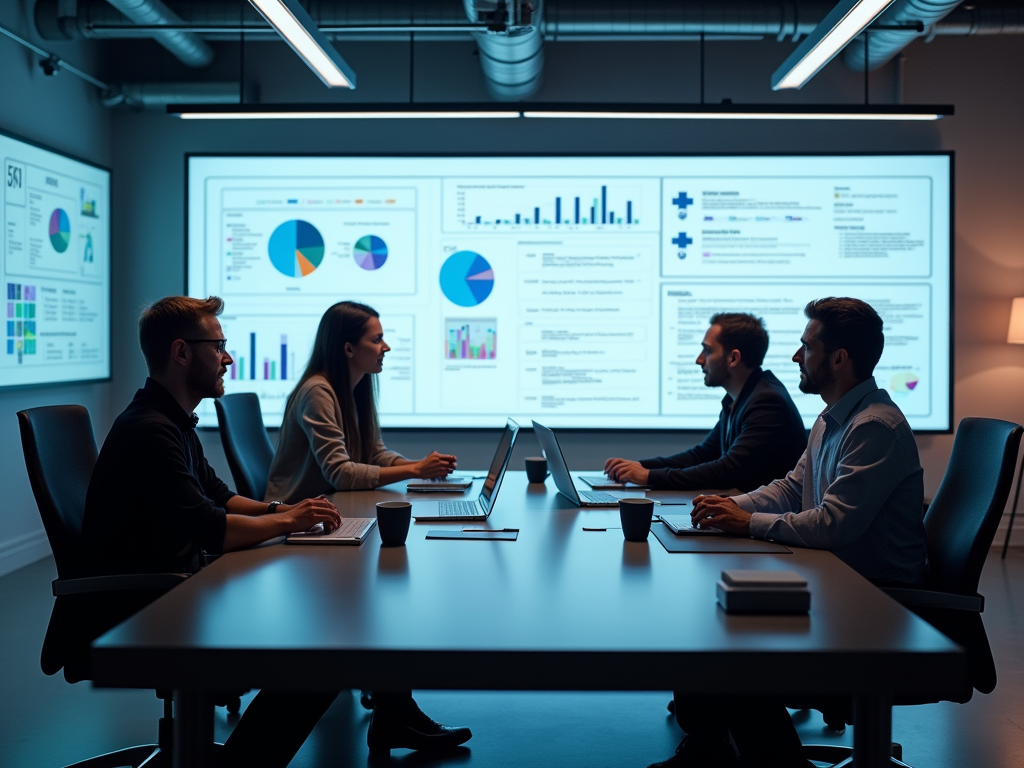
[439,251,494,307]
[49,209,71,253]
[268,220,324,278]
[354,235,388,270]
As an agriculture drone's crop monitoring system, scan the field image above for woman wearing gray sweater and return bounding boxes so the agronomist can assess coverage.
[265,300,456,501]
[264,300,472,755]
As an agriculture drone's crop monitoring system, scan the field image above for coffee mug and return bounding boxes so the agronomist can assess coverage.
[525,456,548,483]
[376,501,412,547]
[619,498,654,542]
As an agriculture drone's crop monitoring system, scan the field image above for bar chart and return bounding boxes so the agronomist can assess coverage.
[445,318,497,360]
[443,178,658,232]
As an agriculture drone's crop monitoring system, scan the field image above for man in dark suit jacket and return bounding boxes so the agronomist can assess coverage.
[604,313,806,492]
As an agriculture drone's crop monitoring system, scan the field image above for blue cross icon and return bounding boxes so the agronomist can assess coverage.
[672,232,693,248]
[672,192,694,209]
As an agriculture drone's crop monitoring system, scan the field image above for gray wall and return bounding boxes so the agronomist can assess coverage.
[3,28,1023,575]
[0,2,113,575]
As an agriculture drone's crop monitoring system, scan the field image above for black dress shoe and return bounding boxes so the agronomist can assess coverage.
[366,700,472,756]
[647,736,738,768]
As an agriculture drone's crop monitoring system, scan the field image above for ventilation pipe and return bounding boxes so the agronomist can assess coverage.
[843,0,964,71]
[465,0,544,100]
[101,82,247,108]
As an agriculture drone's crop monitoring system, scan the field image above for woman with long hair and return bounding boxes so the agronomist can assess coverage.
[266,300,456,500]
[264,301,471,755]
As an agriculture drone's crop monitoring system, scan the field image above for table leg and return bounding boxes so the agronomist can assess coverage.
[173,690,213,768]
[853,694,892,768]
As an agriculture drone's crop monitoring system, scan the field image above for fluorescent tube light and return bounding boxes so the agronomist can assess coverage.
[177,110,522,119]
[249,0,356,88]
[772,0,896,91]
[169,103,952,121]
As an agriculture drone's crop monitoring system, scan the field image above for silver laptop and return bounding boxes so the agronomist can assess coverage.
[286,517,377,545]
[657,514,726,536]
[412,419,520,520]
[532,421,646,508]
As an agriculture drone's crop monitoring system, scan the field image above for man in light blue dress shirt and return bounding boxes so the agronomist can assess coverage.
[650,298,926,768]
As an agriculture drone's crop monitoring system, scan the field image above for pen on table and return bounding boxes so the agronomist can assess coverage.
[582,526,621,531]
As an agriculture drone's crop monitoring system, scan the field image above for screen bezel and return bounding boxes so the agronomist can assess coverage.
[1,127,112,391]
[185,151,954,434]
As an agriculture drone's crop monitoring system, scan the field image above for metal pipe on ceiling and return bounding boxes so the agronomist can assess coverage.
[102,0,214,67]
[843,0,971,71]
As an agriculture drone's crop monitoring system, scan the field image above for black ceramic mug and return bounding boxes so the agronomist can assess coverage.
[619,498,654,542]
[525,456,548,483]
[377,501,412,546]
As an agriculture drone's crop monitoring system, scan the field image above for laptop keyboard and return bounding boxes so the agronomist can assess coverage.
[320,518,375,539]
[437,500,482,517]
[580,490,619,504]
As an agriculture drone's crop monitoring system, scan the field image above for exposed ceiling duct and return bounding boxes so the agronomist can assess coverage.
[101,81,246,108]
[32,0,1024,98]
[465,0,544,100]
[101,0,214,67]
[843,0,965,71]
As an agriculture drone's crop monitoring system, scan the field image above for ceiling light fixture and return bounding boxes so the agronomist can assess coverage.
[772,0,896,90]
[248,0,356,88]
[169,102,952,121]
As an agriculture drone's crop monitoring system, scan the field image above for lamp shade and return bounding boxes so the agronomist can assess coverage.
[1009,298,1024,344]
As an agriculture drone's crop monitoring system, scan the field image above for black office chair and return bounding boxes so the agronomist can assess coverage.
[19,405,190,768]
[803,417,1024,768]
[215,393,275,500]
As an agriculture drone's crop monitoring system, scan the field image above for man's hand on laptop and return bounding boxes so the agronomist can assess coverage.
[691,495,751,536]
[277,498,342,534]
[603,458,650,485]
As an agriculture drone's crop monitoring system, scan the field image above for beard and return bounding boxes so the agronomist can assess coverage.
[798,359,834,394]
[702,363,728,389]
[187,361,225,400]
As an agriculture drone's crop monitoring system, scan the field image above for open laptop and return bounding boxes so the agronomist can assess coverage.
[532,420,647,508]
[412,419,520,520]
[286,517,377,545]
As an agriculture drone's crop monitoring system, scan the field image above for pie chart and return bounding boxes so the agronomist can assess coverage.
[49,209,71,253]
[354,235,388,270]
[268,220,324,278]
[891,372,920,392]
[440,251,494,307]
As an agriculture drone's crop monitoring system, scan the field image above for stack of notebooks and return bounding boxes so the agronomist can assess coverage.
[715,570,811,614]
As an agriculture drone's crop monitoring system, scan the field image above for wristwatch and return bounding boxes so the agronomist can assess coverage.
[266,500,284,514]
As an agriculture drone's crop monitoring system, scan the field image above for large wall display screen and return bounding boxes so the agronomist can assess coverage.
[187,154,951,431]
[1,131,110,388]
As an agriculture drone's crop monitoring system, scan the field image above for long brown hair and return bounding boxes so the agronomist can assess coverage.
[288,301,381,462]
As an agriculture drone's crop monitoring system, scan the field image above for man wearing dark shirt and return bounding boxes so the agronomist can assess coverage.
[82,296,470,767]
[604,313,806,492]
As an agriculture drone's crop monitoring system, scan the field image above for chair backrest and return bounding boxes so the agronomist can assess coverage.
[215,393,275,500]
[925,417,1023,595]
[17,405,99,580]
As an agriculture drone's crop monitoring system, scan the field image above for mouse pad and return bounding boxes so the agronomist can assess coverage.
[651,522,791,554]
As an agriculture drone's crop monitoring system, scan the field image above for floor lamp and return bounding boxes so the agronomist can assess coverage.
[1002,297,1024,559]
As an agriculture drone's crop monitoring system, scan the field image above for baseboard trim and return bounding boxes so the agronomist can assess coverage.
[0,528,52,577]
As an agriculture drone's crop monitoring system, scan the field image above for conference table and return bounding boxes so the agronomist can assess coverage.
[91,473,966,768]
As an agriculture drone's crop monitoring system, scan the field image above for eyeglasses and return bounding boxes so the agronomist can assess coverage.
[184,338,228,354]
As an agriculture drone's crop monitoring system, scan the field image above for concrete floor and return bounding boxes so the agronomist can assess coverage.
[2,553,1022,768]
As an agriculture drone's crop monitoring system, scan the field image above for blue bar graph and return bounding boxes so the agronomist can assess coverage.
[464,183,639,228]
[280,335,288,380]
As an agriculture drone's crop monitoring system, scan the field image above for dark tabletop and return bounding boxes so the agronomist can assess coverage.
[92,473,966,698]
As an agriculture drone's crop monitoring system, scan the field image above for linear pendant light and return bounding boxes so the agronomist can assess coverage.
[169,102,952,121]
[772,0,896,90]
[248,0,356,88]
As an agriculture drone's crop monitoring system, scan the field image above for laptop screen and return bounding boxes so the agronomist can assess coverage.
[478,419,519,512]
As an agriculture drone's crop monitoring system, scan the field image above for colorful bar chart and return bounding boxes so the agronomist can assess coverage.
[445,318,497,360]
[230,332,292,380]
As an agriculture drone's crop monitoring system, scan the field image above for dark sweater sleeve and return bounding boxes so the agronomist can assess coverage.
[640,419,724,474]
[644,396,792,492]
[193,438,236,507]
